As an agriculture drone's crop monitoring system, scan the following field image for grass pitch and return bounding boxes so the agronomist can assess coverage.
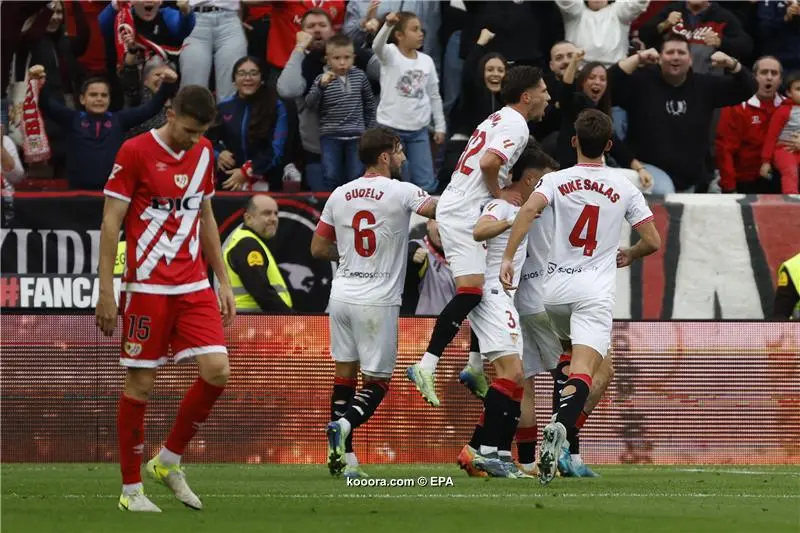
[2,464,798,533]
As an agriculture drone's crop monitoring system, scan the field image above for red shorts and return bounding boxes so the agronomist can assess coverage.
[119,288,227,368]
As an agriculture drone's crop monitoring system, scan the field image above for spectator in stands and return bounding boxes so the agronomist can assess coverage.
[2,126,25,188]
[305,35,377,190]
[121,56,174,138]
[266,1,345,71]
[716,56,784,193]
[179,0,247,103]
[640,0,753,75]
[2,2,55,129]
[277,9,379,191]
[344,0,442,71]
[18,0,90,175]
[28,63,177,190]
[534,40,579,145]
[210,56,288,192]
[611,34,756,193]
[439,1,467,122]
[757,1,800,74]
[373,12,446,193]
[402,219,455,316]
[99,0,194,109]
[223,194,293,313]
[760,71,800,194]
[241,3,271,62]
[65,0,108,79]
[438,28,506,193]
[556,0,649,67]
[557,49,653,192]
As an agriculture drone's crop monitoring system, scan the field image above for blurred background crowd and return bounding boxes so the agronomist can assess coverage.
[2,0,799,199]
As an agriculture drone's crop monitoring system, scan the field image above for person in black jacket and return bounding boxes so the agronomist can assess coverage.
[209,56,288,192]
[611,34,756,193]
[437,28,507,193]
[29,63,176,190]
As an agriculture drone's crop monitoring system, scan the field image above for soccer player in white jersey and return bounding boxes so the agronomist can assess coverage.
[455,144,559,479]
[407,66,551,407]
[500,109,661,484]
[310,127,437,478]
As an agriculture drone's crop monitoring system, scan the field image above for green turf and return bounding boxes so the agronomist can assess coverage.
[2,464,798,533]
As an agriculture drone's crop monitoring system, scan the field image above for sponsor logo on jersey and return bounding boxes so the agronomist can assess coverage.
[150,195,202,212]
[156,162,168,172]
[124,342,143,357]
[339,268,391,280]
[174,174,189,189]
[247,251,265,267]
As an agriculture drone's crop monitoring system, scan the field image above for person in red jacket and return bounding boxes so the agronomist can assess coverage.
[760,71,800,194]
[716,56,784,193]
[266,1,345,70]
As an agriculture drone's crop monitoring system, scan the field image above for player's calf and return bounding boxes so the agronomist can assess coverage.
[516,377,538,471]
[118,369,156,502]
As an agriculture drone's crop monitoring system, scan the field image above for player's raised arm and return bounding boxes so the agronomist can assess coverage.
[96,196,129,337]
[500,192,547,290]
[616,220,661,268]
[199,199,236,327]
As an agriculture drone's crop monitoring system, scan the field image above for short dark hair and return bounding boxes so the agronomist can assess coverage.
[80,76,110,95]
[359,127,401,166]
[784,70,800,92]
[660,32,691,52]
[512,139,559,182]
[753,55,783,75]
[301,7,332,27]
[172,85,216,125]
[574,109,613,158]
[500,65,544,105]
[326,33,353,49]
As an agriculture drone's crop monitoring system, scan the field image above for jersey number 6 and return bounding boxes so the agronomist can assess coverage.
[352,210,376,257]
[569,205,599,257]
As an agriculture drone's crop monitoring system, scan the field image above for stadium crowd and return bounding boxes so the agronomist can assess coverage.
[1,0,800,197]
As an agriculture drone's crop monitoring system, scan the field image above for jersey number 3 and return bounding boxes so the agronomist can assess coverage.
[569,205,599,257]
[455,130,487,176]
[353,210,376,257]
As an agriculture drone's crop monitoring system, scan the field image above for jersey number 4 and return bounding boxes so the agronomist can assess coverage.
[353,210,376,257]
[569,205,599,257]
[455,130,487,176]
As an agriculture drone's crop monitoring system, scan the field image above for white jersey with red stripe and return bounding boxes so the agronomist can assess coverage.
[103,129,216,295]
[533,163,654,304]
[515,205,554,315]
[437,106,530,222]
[316,174,433,306]
[479,199,527,294]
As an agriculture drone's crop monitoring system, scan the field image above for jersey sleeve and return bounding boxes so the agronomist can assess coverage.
[103,141,139,203]
[485,119,528,164]
[481,200,506,220]
[399,182,433,214]
[315,194,337,240]
[626,189,654,228]
[532,173,556,206]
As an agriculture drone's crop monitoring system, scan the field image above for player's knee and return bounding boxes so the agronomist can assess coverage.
[199,356,230,387]
[124,368,157,401]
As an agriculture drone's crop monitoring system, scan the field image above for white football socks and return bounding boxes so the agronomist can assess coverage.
[467,351,483,372]
[157,447,181,466]
[419,352,439,373]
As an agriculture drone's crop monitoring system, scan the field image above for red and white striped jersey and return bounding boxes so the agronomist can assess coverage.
[103,130,215,295]
[533,164,653,304]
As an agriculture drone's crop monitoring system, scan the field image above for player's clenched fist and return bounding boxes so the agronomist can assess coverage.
[499,259,516,291]
[95,292,118,337]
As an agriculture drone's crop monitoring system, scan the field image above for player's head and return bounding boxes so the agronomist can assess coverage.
[301,7,334,50]
[358,127,405,179]
[500,65,550,122]
[325,34,355,76]
[244,194,279,240]
[167,85,216,151]
[572,109,613,159]
[511,140,559,201]
[79,76,111,114]
[426,219,443,251]
[660,33,692,83]
[785,70,800,104]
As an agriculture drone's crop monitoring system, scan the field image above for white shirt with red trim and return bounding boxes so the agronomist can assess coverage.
[515,204,554,316]
[316,174,432,306]
[533,163,653,305]
[479,199,526,294]
[103,130,216,295]
[437,106,530,223]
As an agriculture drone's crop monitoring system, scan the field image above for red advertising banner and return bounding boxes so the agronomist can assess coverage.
[1,316,798,465]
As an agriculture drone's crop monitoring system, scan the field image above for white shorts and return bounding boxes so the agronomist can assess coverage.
[329,299,400,378]
[437,214,486,279]
[468,290,522,362]
[520,312,562,378]
[544,298,613,357]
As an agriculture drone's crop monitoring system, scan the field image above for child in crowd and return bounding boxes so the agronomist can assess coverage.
[305,34,377,191]
[373,11,446,193]
[761,71,800,193]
